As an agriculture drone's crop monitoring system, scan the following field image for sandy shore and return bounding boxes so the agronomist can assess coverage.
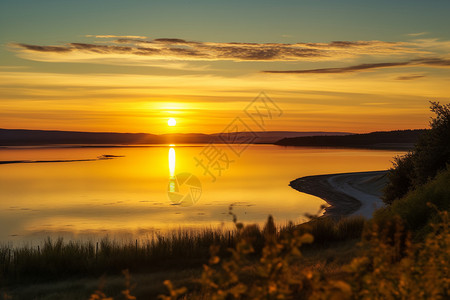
[290,170,388,219]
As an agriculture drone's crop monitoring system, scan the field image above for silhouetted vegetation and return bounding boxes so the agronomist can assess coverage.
[295,215,366,246]
[275,129,425,149]
[376,167,450,238]
[0,229,234,285]
[159,211,449,299]
[384,102,450,204]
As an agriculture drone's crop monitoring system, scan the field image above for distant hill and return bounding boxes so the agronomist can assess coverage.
[275,129,427,149]
[0,129,351,146]
[211,131,351,144]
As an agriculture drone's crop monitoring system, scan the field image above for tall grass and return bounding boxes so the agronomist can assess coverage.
[0,216,366,285]
[0,228,235,284]
[296,216,366,246]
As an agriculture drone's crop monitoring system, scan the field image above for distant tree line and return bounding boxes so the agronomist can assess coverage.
[275,129,425,149]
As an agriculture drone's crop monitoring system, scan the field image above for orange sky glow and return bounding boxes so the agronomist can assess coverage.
[1,1,449,134]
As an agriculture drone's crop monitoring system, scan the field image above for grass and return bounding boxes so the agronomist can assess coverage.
[0,215,367,298]
[0,228,236,285]
[296,215,366,246]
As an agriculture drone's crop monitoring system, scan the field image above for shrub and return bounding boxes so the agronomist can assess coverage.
[347,211,450,299]
[384,101,450,204]
[296,216,366,246]
[375,167,450,237]
[161,212,450,300]
[383,153,414,205]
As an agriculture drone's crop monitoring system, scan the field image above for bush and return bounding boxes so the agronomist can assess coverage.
[383,153,415,205]
[161,212,450,299]
[375,167,450,238]
[383,102,450,204]
[347,211,450,299]
[296,216,366,246]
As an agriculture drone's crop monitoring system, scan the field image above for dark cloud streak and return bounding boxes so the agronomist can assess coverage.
[396,75,425,80]
[413,58,450,66]
[264,62,411,74]
[16,43,72,53]
[263,58,450,74]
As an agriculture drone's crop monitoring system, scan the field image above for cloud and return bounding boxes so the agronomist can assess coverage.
[9,37,424,64]
[412,57,450,66]
[85,35,147,39]
[0,66,28,69]
[407,32,428,37]
[16,44,72,53]
[10,36,450,75]
[395,74,425,80]
[410,38,450,50]
[153,38,197,44]
[263,57,450,74]
[264,61,411,74]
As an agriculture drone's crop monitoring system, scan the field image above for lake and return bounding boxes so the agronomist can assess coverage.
[0,145,404,244]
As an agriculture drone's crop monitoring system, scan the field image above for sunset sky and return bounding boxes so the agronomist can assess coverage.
[1,0,449,134]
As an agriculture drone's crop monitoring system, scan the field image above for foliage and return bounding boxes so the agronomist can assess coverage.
[89,270,136,300]
[197,215,315,299]
[384,101,450,204]
[163,215,332,300]
[383,153,414,204]
[297,215,365,246]
[375,168,450,237]
[160,211,450,300]
[347,211,450,299]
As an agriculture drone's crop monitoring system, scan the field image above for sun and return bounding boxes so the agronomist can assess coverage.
[168,118,176,126]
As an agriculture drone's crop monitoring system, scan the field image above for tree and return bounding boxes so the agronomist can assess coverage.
[383,102,450,204]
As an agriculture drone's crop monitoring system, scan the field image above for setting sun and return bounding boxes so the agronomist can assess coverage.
[168,118,176,126]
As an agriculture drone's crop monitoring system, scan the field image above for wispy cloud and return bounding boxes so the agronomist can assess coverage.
[16,44,72,53]
[409,38,450,50]
[264,62,411,74]
[412,57,450,66]
[395,74,425,80]
[10,36,450,76]
[263,58,450,74]
[85,35,147,39]
[9,37,424,64]
[407,32,429,37]
[0,66,28,69]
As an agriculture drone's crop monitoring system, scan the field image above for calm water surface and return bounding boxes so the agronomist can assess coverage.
[0,145,404,244]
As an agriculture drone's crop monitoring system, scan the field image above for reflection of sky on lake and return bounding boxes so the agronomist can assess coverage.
[0,145,404,244]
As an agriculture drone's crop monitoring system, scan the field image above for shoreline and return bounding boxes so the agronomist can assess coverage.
[290,170,388,219]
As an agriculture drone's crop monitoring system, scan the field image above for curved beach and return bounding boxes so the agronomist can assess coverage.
[290,170,388,219]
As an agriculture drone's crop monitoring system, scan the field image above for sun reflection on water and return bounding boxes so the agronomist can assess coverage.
[169,147,175,177]
[169,146,176,193]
